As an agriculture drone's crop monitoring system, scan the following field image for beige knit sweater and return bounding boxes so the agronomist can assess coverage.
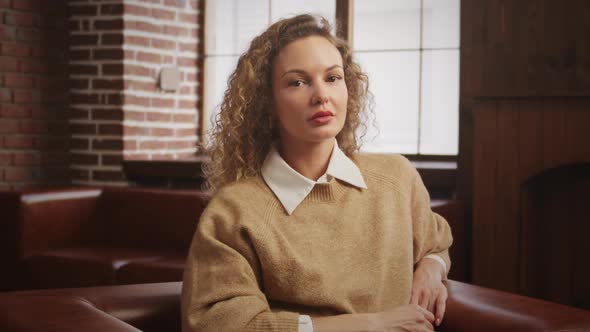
[181,154,453,332]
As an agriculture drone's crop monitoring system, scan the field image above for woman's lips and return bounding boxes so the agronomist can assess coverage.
[310,111,334,125]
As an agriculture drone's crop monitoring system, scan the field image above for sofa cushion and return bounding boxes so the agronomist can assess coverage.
[23,247,165,289]
[116,255,186,285]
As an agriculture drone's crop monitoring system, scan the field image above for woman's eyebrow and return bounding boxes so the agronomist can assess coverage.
[281,65,343,78]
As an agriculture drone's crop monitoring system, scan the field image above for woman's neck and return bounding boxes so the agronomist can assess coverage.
[279,139,335,181]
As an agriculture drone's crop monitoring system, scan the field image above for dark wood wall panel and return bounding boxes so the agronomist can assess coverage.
[472,98,590,296]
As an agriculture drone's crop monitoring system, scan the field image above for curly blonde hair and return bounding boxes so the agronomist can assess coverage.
[203,14,373,192]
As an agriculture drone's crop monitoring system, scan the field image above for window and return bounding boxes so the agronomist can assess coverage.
[203,0,459,155]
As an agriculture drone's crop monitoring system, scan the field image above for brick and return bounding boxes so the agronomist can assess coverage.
[94,19,124,30]
[106,93,123,105]
[126,95,150,107]
[98,123,123,135]
[11,0,41,11]
[164,26,188,37]
[163,0,184,7]
[124,140,137,150]
[13,152,41,166]
[167,140,193,149]
[179,13,197,23]
[69,107,89,119]
[4,136,35,149]
[69,64,98,75]
[37,136,68,150]
[178,100,197,109]
[173,113,195,122]
[151,8,175,20]
[125,64,151,76]
[69,78,89,89]
[0,26,16,40]
[69,34,98,46]
[68,20,80,31]
[70,93,100,104]
[47,122,68,134]
[151,127,173,136]
[125,111,145,121]
[179,42,197,53]
[13,90,41,103]
[0,120,19,134]
[124,126,148,136]
[93,138,123,150]
[19,59,47,73]
[137,51,161,64]
[70,138,89,150]
[125,80,156,92]
[4,73,35,88]
[139,140,166,149]
[124,4,150,16]
[123,50,135,60]
[93,169,124,181]
[178,57,195,67]
[101,4,123,15]
[1,104,31,118]
[101,154,122,166]
[0,153,12,166]
[151,98,174,108]
[91,108,122,120]
[30,45,48,57]
[92,79,123,90]
[16,28,42,43]
[151,38,175,49]
[147,112,171,122]
[70,168,90,181]
[176,128,196,136]
[102,63,123,75]
[128,21,161,34]
[5,168,36,182]
[0,56,19,71]
[102,33,123,45]
[71,153,98,165]
[5,12,37,27]
[70,123,96,135]
[18,120,48,134]
[0,89,12,102]
[69,5,98,16]
[1,42,30,56]
[93,48,123,60]
[42,152,69,165]
[68,49,91,61]
[124,35,150,47]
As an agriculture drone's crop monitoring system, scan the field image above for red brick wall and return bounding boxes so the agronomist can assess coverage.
[68,0,201,186]
[0,0,70,190]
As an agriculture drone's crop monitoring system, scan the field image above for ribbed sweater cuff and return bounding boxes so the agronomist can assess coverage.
[245,311,300,332]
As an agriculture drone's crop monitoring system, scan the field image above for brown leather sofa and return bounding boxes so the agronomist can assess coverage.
[0,187,209,290]
[1,280,589,332]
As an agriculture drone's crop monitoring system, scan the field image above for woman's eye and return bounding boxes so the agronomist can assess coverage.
[288,80,305,87]
[327,75,341,82]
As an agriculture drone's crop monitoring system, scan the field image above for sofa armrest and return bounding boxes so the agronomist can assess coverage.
[16,188,103,257]
[441,280,590,331]
[0,282,181,332]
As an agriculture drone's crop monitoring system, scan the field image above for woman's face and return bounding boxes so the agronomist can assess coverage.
[271,36,348,149]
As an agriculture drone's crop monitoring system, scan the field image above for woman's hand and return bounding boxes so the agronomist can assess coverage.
[368,304,435,331]
[410,258,447,327]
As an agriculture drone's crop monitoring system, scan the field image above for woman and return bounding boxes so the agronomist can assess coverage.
[182,14,452,332]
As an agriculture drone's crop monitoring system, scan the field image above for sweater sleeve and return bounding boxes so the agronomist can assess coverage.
[407,162,454,276]
[181,195,300,332]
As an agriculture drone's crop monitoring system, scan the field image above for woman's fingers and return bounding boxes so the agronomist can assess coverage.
[434,286,448,326]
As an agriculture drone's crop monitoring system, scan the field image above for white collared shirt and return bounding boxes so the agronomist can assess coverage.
[260,141,446,331]
[261,141,367,215]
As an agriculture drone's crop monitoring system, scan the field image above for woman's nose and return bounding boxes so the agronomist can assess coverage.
[311,83,329,105]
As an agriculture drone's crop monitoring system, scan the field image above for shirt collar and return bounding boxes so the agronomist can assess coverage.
[261,140,367,215]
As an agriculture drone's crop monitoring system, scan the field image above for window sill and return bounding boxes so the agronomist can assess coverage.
[123,155,457,196]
